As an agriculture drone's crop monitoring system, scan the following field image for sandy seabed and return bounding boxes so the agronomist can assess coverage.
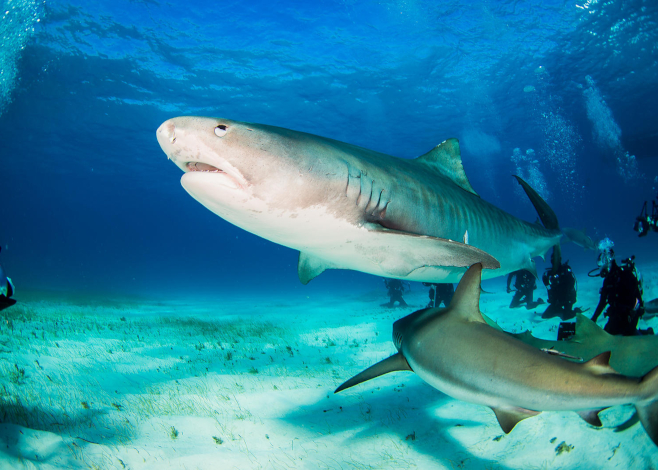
[1,272,658,470]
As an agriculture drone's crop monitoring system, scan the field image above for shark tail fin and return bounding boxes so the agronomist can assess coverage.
[513,175,559,231]
[636,365,658,446]
[513,175,562,271]
[334,352,412,393]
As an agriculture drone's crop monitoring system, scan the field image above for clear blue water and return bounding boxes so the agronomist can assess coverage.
[1,0,658,299]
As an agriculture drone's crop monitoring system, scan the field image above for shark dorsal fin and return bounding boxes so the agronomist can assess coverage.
[583,351,617,375]
[448,263,485,323]
[416,139,479,197]
[574,313,611,342]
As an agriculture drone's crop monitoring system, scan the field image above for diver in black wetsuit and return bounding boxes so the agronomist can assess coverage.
[591,256,650,336]
[506,269,544,309]
[382,279,407,308]
[422,282,454,308]
[541,261,577,320]
[0,247,16,312]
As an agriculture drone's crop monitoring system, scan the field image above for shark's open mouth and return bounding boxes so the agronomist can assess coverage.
[183,160,247,190]
[187,162,222,173]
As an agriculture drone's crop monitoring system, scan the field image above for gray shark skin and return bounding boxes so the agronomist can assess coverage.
[561,227,597,250]
[495,313,658,378]
[335,264,658,446]
[157,116,562,284]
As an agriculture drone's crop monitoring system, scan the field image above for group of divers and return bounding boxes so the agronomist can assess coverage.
[382,237,656,338]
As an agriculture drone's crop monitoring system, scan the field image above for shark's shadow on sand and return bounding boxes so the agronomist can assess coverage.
[282,377,512,469]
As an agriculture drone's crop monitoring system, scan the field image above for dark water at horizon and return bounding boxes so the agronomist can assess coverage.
[1,0,658,300]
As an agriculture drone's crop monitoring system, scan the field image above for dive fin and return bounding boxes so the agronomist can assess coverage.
[335,353,412,393]
[636,365,658,446]
[577,409,604,427]
[363,226,500,276]
[416,139,479,197]
[492,406,541,434]
[513,175,559,231]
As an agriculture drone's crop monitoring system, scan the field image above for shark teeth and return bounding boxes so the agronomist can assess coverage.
[187,162,222,172]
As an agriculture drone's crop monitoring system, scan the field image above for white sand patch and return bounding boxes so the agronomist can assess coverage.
[1,283,657,469]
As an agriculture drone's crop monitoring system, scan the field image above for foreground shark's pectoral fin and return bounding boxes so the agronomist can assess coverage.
[335,352,412,393]
[364,227,500,277]
[576,409,604,427]
[492,406,541,434]
[415,138,479,197]
[298,252,342,285]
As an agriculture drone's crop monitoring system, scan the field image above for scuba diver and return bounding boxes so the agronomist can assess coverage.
[422,282,454,308]
[634,195,658,237]
[506,269,544,309]
[0,247,16,312]
[541,261,578,320]
[381,278,408,308]
[591,254,651,336]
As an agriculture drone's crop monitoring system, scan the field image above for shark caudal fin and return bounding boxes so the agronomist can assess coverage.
[636,365,658,446]
[334,353,412,393]
[513,175,562,271]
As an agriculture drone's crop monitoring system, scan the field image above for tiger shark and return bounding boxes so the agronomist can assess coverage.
[335,263,658,446]
[156,116,562,284]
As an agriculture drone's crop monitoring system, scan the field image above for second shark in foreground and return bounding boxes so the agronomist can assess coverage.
[335,263,658,447]
[157,117,563,284]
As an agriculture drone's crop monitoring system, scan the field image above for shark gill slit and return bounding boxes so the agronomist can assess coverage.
[366,181,374,213]
[371,189,384,217]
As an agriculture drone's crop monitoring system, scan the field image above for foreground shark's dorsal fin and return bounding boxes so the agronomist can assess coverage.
[334,352,412,393]
[492,406,541,434]
[448,263,485,323]
[574,313,611,342]
[416,139,479,197]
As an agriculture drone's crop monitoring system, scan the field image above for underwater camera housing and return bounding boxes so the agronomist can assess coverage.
[634,198,658,237]
[557,322,576,341]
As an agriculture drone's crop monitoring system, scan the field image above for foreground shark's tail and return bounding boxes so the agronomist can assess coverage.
[637,365,658,445]
[513,175,562,271]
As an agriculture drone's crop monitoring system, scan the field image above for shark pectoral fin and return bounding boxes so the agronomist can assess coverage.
[583,351,617,375]
[576,409,604,427]
[334,352,411,394]
[364,227,500,276]
[491,407,541,434]
[298,252,341,285]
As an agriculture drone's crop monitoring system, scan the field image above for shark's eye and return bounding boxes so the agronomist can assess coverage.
[214,125,227,137]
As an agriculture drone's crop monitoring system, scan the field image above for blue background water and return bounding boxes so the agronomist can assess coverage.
[1,0,657,299]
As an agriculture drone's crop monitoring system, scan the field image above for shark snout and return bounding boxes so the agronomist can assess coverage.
[157,120,177,149]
